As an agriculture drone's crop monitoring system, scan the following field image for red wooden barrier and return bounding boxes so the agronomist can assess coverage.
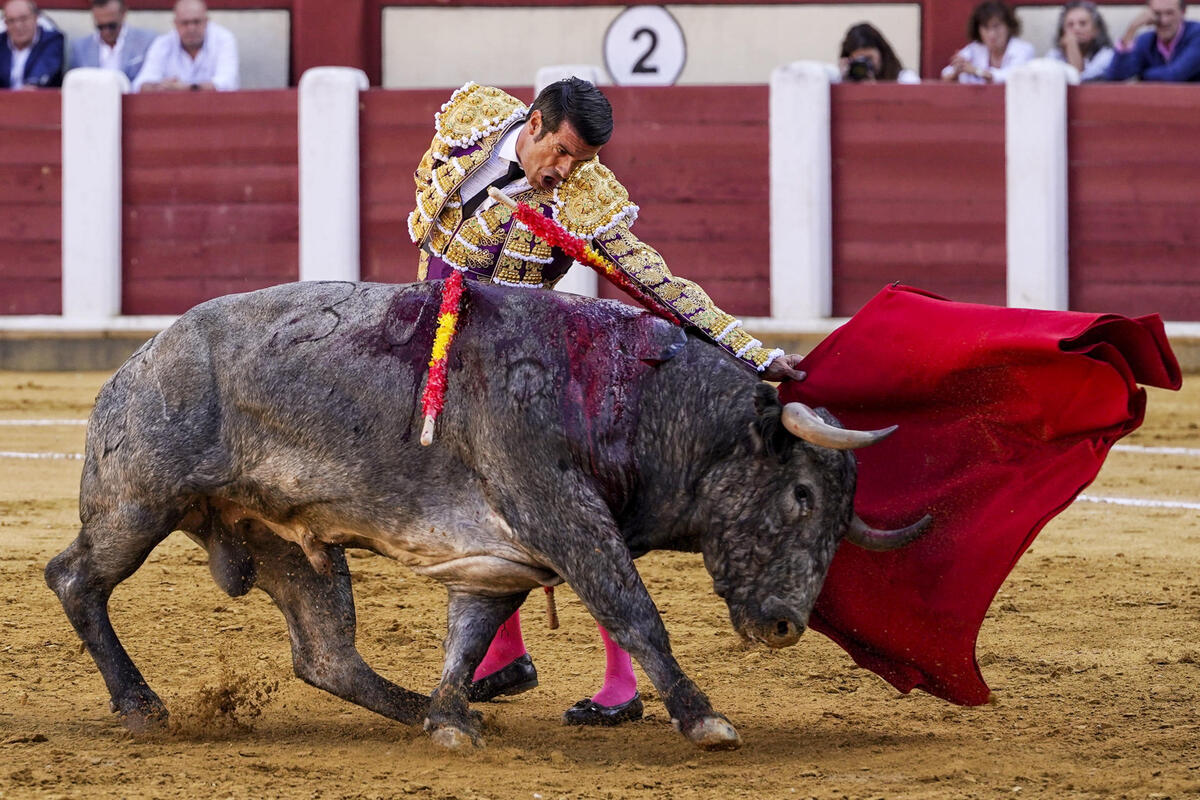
[1068,85,1200,322]
[4,83,1198,325]
[831,83,1007,316]
[0,92,62,315]
[598,86,771,317]
[121,91,298,315]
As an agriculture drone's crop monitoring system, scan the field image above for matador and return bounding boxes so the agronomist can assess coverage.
[409,77,805,725]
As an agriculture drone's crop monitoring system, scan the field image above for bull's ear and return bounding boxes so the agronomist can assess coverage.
[750,383,791,461]
[748,419,766,454]
[752,381,779,416]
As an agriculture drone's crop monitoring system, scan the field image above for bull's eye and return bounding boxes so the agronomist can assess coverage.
[793,485,813,516]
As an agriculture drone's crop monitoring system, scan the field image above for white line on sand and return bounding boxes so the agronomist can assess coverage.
[3,428,1199,511]
[1112,444,1200,457]
[0,452,1189,509]
[1077,494,1200,511]
[0,451,84,460]
[1,422,1198,456]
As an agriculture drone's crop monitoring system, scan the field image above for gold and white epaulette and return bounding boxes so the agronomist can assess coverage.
[551,160,640,242]
[432,82,527,160]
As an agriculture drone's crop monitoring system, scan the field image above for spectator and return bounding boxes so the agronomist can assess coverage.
[132,0,238,92]
[1105,0,1200,81]
[838,23,921,83]
[0,0,63,89]
[941,0,1035,83]
[1047,1,1115,81]
[69,0,156,83]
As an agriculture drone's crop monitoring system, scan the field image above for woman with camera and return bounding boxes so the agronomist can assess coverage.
[838,23,921,83]
[1046,0,1114,81]
[941,0,1035,83]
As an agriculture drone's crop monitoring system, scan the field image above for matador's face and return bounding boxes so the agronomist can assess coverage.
[516,110,601,192]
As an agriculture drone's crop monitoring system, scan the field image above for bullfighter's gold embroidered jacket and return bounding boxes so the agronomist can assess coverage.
[409,82,782,373]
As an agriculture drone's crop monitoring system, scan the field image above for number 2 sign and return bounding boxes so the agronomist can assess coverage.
[603,6,687,86]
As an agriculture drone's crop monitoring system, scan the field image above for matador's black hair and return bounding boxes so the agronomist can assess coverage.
[530,77,613,148]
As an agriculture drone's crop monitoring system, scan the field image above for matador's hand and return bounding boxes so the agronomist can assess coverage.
[762,353,806,383]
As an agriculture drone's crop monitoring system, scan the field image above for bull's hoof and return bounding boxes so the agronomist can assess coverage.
[111,689,169,735]
[679,716,742,751]
[425,722,482,751]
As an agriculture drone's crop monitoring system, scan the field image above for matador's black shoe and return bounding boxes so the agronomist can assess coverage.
[467,654,539,703]
[561,693,644,726]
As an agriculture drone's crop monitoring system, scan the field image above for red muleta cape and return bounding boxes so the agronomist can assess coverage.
[782,285,1182,705]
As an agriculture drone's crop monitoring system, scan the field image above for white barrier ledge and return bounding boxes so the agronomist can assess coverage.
[1005,59,1078,310]
[770,61,834,321]
[5,314,1196,342]
[0,315,178,332]
[61,68,129,320]
[299,67,369,283]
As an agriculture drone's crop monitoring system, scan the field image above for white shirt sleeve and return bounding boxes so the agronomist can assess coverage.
[209,24,239,91]
[132,33,170,92]
[942,44,977,81]
[1080,46,1114,81]
[989,38,1036,83]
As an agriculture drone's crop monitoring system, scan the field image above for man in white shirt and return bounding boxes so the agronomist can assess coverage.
[132,0,238,92]
[69,0,156,83]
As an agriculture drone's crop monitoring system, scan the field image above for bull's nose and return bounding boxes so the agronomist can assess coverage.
[760,596,807,647]
[765,618,804,648]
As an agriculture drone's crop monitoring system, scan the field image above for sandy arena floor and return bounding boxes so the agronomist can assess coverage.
[0,369,1197,799]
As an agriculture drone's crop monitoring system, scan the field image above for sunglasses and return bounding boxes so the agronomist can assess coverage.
[96,21,120,32]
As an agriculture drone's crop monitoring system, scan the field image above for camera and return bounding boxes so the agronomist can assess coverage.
[846,56,877,82]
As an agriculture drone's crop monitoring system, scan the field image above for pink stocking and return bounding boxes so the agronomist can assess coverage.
[472,610,528,680]
[590,624,638,706]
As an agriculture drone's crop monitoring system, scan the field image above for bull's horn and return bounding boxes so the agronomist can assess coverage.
[845,513,933,551]
[780,402,897,450]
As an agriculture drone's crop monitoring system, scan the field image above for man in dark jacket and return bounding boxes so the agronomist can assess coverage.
[1105,0,1200,81]
[1,0,64,89]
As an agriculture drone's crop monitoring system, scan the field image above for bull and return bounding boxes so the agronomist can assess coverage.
[45,281,929,750]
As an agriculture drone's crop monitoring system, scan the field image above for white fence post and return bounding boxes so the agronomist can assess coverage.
[61,68,128,319]
[299,67,369,283]
[1006,59,1078,310]
[770,61,835,322]
[553,262,600,298]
